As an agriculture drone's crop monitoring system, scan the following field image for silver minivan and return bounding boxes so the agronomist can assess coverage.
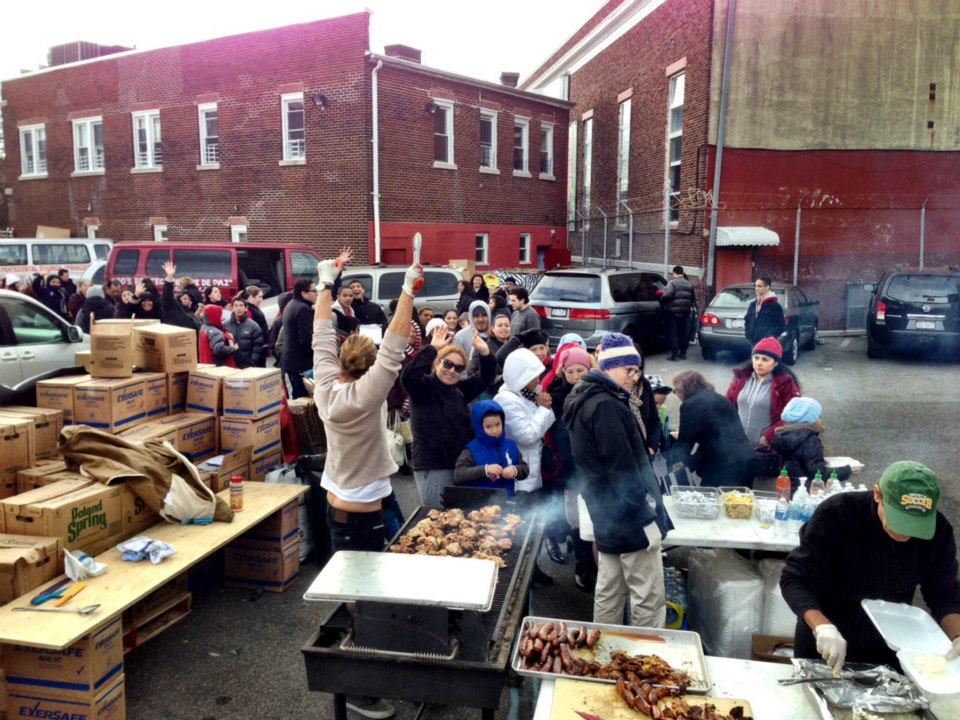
[341,265,463,315]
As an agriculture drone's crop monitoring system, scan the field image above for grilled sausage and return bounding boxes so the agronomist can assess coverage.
[559,642,575,672]
[586,629,601,649]
[552,656,562,674]
[533,637,544,653]
[540,640,553,663]
[575,627,587,647]
[538,622,554,642]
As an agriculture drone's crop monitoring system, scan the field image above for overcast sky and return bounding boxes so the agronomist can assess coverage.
[1,0,605,85]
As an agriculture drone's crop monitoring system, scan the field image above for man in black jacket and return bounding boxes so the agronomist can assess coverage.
[225,296,265,368]
[563,332,672,626]
[160,262,202,332]
[348,279,387,330]
[75,285,115,333]
[280,278,317,398]
[781,461,960,674]
[660,266,695,361]
[744,276,786,345]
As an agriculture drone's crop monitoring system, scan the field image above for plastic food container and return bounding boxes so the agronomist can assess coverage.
[672,487,721,520]
[719,487,754,519]
[752,491,779,528]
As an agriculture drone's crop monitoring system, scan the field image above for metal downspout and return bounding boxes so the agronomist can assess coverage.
[371,59,383,264]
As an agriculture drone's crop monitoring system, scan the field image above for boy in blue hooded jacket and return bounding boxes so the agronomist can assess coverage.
[454,400,529,495]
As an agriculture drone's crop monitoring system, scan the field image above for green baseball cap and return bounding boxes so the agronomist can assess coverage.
[879,461,940,540]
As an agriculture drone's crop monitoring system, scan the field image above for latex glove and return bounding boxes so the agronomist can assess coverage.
[945,636,960,661]
[402,264,424,296]
[316,259,339,288]
[814,624,847,676]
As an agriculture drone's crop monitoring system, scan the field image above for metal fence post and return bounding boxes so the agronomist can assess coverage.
[919,200,927,269]
[663,181,672,276]
[793,203,801,286]
[619,200,634,266]
[597,208,608,268]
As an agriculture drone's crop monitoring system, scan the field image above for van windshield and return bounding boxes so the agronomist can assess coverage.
[531,274,601,303]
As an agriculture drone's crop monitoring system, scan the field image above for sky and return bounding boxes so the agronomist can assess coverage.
[1,0,606,85]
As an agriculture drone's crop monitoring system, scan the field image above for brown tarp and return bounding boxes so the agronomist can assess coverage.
[59,425,234,523]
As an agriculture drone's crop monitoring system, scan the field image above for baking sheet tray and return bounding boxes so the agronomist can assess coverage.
[511,615,711,693]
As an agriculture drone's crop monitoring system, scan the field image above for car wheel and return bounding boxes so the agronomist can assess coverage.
[802,323,818,351]
[784,332,799,365]
[867,332,885,359]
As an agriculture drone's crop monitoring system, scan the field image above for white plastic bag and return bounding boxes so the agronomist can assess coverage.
[160,472,216,523]
[759,559,797,636]
[688,548,763,659]
[64,548,108,581]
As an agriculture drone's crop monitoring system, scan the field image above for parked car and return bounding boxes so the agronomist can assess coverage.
[0,289,88,403]
[698,282,819,364]
[0,238,113,281]
[340,265,464,315]
[867,267,960,359]
[105,242,323,301]
[529,267,678,351]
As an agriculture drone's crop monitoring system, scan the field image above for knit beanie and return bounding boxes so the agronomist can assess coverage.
[597,332,640,371]
[518,328,549,349]
[560,346,592,370]
[558,332,586,349]
[752,337,783,362]
[781,396,822,425]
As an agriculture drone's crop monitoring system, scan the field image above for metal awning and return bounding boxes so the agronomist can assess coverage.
[716,226,780,247]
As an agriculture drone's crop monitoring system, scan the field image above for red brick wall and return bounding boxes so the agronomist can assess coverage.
[1,14,373,260]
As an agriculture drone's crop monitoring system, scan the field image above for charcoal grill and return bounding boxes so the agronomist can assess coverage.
[302,488,541,720]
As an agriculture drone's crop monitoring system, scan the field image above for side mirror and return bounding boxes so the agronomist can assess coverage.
[67,325,83,343]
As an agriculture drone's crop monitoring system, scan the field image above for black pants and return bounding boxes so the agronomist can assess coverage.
[286,371,308,399]
[327,506,386,552]
[668,314,690,358]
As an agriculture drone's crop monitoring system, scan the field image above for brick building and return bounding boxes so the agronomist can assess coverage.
[1,12,570,268]
[524,0,960,329]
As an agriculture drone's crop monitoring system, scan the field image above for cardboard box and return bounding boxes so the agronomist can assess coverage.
[243,499,299,548]
[16,460,69,494]
[0,415,36,500]
[249,449,284,483]
[751,634,795,665]
[3,482,122,552]
[116,416,178,445]
[118,483,159,538]
[224,537,299,593]
[186,367,240,414]
[1,479,92,534]
[136,371,168,419]
[167,371,188,413]
[197,446,252,493]
[76,349,94,373]
[3,616,123,695]
[74,377,147,433]
[6,675,125,720]
[221,368,283,419]
[0,405,64,459]
[119,412,217,463]
[219,411,280,460]
[0,534,62,603]
[89,320,137,378]
[133,324,198,373]
[17,467,85,495]
[287,397,326,454]
[36,374,91,425]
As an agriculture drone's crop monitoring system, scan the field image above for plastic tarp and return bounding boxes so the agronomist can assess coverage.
[688,548,763,659]
[759,558,797,636]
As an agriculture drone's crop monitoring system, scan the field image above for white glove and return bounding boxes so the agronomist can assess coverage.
[316,259,338,288]
[945,636,960,661]
[402,264,424,296]
[814,624,847,676]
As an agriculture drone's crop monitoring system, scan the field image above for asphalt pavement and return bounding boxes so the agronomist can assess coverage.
[124,336,960,720]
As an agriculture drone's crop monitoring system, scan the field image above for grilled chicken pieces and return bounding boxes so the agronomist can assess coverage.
[389,505,520,565]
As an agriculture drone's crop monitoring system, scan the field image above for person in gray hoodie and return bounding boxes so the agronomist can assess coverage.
[452,299,491,367]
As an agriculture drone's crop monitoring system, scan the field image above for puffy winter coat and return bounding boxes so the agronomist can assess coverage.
[493,348,555,493]
[725,366,801,445]
[198,306,237,367]
[672,388,756,487]
[161,280,201,332]
[772,424,851,493]
[744,294,786,345]
[224,315,265,368]
[660,277,696,317]
[279,295,315,373]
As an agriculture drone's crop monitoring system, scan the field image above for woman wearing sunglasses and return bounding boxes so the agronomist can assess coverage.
[402,324,497,507]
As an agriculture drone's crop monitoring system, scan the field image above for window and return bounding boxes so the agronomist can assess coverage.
[530,273,601,303]
[153,225,168,242]
[0,296,67,346]
[617,98,631,224]
[230,224,248,243]
[291,251,321,280]
[342,274,372,296]
[667,72,684,222]
[94,243,111,259]
[519,233,531,265]
[582,117,593,226]
[145,250,170,278]
[567,120,578,229]
[19,124,47,177]
[87,226,100,241]
[539,123,554,178]
[609,273,665,302]
[281,92,306,162]
[198,103,219,167]
[113,249,140,275]
[432,100,454,167]
[0,244,27,266]
[132,110,162,169]
[513,118,529,174]
[173,249,232,278]
[479,110,497,171]
[72,117,104,173]
[377,272,405,299]
[475,233,489,265]
[421,271,460,297]
[31,244,90,265]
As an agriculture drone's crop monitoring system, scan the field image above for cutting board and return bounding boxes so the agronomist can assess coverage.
[550,677,753,720]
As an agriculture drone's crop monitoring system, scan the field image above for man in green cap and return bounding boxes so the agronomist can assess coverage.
[781,461,960,672]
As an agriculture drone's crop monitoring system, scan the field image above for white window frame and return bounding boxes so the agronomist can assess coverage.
[131,110,162,171]
[512,117,530,177]
[230,224,248,243]
[519,233,531,265]
[153,224,168,242]
[616,98,631,227]
[582,117,593,230]
[475,233,489,266]
[667,72,685,224]
[432,99,456,170]
[86,225,100,240]
[280,92,306,164]
[479,109,498,173]
[539,123,555,180]
[566,119,578,229]
[72,117,104,175]
[18,124,47,179]
[197,103,220,169]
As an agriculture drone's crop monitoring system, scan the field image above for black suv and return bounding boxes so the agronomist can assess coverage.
[867,268,960,359]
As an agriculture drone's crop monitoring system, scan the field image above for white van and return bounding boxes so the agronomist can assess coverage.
[0,238,113,280]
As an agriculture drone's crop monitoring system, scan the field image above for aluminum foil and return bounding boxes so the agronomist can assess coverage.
[792,660,931,714]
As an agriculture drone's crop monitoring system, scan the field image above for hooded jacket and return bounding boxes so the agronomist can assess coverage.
[35,274,66,317]
[199,305,237,367]
[672,388,756,487]
[161,280,202,332]
[225,312,265,368]
[75,286,114,333]
[453,400,529,494]
[114,292,163,320]
[492,348,556,493]
[744,293,786,345]
[659,276,696,317]
[772,423,851,492]
[562,370,672,554]
[453,300,491,361]
[725,366,801,445]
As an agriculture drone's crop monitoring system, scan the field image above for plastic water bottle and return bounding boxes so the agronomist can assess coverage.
[826,470,840,494]
[788,482,806,534]
[810,470,825,498]
[774,496,791,536]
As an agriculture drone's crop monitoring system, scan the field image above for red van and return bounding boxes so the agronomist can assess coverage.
[104,242,323,300]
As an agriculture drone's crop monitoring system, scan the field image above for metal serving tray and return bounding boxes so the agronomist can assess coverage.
[510,615,711,693]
